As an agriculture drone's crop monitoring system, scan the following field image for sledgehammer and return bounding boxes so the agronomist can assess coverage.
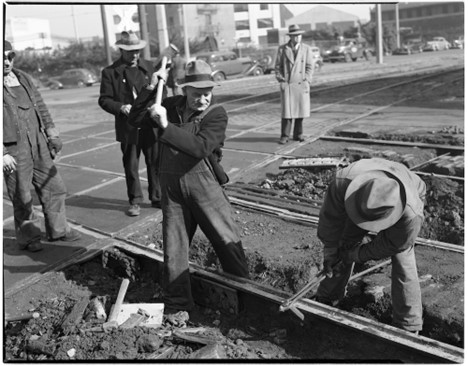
[103,278,130,331]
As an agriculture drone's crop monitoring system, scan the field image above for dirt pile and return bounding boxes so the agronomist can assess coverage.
[258,167,464,245]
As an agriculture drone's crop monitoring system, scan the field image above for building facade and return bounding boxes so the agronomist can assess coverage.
[285,5,361,34]
[371,2,464,42]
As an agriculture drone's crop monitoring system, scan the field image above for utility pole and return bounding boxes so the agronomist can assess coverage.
[395,3,400,48]
[71,5,79,43]
[182,4,190,59]
[100,5,112,65]
[138,5,151,59]
[376,4,383,64]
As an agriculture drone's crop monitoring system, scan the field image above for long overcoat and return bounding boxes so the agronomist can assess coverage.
[275,42,314,119]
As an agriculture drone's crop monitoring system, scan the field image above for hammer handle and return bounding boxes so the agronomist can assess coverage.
[108,278,130,322]
[155,56,168,105]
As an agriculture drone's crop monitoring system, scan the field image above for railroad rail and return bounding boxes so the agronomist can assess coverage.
[5,201,464,363]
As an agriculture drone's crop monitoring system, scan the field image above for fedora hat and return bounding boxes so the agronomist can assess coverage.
[344,170,406,232]
[115,31,147,50]
[287,24,305,36]
[178,60,219,88]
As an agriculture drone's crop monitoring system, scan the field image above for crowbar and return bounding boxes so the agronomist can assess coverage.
[279,260,342,320]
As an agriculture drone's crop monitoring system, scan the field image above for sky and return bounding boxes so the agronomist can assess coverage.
[4,3,373,40]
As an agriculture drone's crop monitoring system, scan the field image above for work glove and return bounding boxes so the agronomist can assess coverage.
[48,137,63,159]
[322,247,341,278]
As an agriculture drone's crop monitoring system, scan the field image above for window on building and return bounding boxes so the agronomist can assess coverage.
[454,4,460,12]
[416,8,422,17]
[235,20,250,30]
[426,7,432,16]
[238,37,251,43]
[442,4,448,13]
[257,18,273,29]
[260,4,269,10]
[234,4,248,12]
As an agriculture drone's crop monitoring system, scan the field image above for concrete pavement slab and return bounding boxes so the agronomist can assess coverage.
[59,121,114,138]
[3,228,94,290]
[221,150,271,177]
[59,143,127,173]
[64,178,159,234]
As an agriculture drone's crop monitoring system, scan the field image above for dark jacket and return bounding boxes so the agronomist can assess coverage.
[318,158,426,261]
[98,57,155,145]
[3,68,56,154]
[128,88,226,159]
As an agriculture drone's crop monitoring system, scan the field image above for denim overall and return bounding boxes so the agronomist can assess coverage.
[4,84,69,245]
[159,115,249,310]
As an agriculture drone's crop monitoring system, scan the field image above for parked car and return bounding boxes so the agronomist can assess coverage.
[310,46,324,71]
[392,41,423,55]
[451,36,464,49]
[328,39,371,63]
[248,47,278,74]
[47,68,99,89]
[195,51,263,81]
[423,37,451,51]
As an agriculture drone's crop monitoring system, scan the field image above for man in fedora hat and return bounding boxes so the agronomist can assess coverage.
[99,31,163,216]
[275,24,314,144]
[3,40,81,252]
[128,59,249,312]
[315,158,426,333]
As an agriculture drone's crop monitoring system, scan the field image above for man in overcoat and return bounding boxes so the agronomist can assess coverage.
[275,24,314,144]
[99,31,162,216]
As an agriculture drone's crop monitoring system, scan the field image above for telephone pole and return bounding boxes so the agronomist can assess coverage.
[100,5,112,65]
[138,5,151,59]
[376,4,383,64]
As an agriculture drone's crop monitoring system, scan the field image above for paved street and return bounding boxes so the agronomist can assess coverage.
[3,50,464,293]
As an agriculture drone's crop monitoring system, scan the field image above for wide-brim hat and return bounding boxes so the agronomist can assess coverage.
[344,170,406,232]
[287,24,305,36]
[115,31,147,50]
[178,60,219,88]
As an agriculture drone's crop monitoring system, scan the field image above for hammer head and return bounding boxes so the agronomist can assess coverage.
[102,320,119,332]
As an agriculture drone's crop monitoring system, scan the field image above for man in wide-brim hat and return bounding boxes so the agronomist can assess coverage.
[128,60,249,313]
[315,157,426,334]
[99,31,163,217]
[275,24,314,145]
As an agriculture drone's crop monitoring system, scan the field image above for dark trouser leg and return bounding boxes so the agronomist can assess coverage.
[161,174,196,310]
[186,171,249,278]
[280,118,292,139]
[293,118,303,140]
[141,132,161,203]
[4,147,42,247]
[33,135,69,239]
[121,142,143,205]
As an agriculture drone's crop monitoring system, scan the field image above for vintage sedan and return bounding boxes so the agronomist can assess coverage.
[47,68,99,89]
[195,51,263,81]
[423,37,451,51]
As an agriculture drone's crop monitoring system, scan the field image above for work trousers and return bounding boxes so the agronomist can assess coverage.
[316,244,423,332]
[281,118,303,140]
[160,158,249,310]
[121,130,160,205]
[4,134,70,246]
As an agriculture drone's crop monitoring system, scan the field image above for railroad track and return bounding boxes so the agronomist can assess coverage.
[4,65,464,362]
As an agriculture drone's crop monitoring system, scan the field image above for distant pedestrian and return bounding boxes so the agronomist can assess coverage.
[166,44,186,96]
[275,24,314,144]
[128,60,249,312]
[3,40,81,252]
[99,31,163,216]
[316,158,426,334]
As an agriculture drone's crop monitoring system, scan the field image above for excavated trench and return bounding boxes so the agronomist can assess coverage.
[4,67,464,362]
